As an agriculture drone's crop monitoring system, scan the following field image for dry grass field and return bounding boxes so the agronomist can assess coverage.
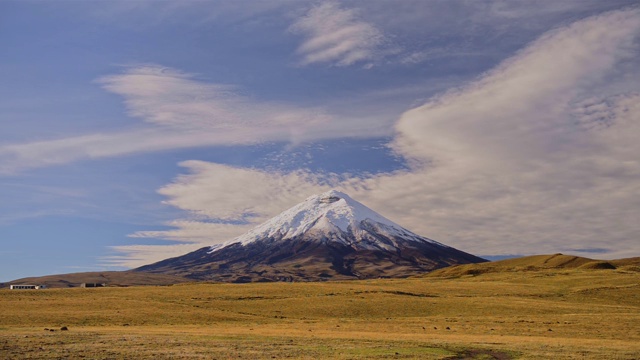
[1,256,639,359]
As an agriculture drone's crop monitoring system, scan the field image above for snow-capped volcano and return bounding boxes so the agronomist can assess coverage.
[136,190,486,282]
[212,190,444,253]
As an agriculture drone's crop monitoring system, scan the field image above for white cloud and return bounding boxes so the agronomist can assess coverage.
[99,65,375,139]
[110,161,332,267]
[152,160,333,224]
[103,243,206,269]
[114,8,640,266]
[289,2,384,67]
[0,65,392,174]
[394,8,640,165]
[129,220,255,244]
[371,8,640,258]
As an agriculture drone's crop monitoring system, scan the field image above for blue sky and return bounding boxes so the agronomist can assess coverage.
[2,1,640,282]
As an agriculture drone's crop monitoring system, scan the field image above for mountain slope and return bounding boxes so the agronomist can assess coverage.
[136,190,487,282]
[425,253,640,278]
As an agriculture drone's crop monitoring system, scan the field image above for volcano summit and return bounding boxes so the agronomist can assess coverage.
[136,190,486,282]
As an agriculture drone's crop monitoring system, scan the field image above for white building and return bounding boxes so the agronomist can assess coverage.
[9,284,46,290]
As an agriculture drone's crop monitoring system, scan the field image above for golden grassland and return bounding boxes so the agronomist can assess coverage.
[1,261,639,359]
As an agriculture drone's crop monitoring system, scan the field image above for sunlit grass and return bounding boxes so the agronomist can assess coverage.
[1,267,639,359]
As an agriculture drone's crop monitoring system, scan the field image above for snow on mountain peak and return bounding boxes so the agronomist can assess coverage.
[210,189,441,252]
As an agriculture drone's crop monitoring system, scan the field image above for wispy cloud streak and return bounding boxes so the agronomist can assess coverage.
[290,2,384,67]
[0,65,392,174]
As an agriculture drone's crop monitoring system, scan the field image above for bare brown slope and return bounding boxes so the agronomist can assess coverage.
[426,253,623,278]
[3,271,191,289]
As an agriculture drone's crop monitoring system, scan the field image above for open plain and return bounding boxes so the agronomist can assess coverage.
[1,257,639,359]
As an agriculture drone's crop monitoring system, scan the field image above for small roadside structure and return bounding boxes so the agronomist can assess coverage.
[81,283,106,288]
[10,284,46,290]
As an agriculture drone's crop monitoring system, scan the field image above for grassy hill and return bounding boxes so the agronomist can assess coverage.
[1,256,639,359]
[3,271,191,288]
[426,253,640,278]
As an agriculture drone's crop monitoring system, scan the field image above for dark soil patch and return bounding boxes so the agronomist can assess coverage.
[445,348,515,360]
